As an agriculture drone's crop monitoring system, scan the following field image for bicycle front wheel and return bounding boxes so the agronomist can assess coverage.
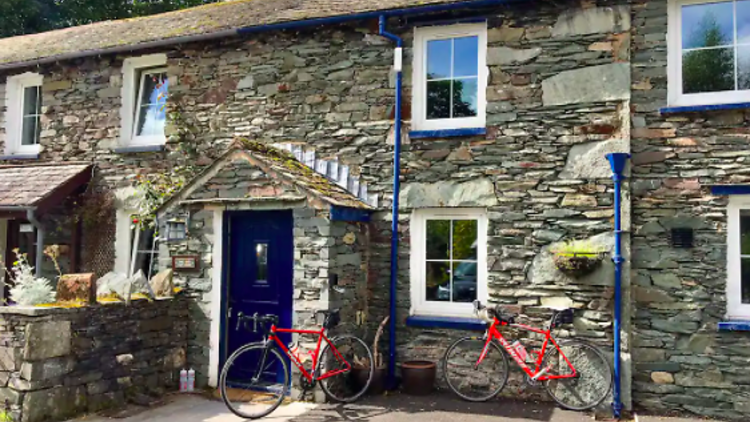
[318,335,373,403]
[219,343,290,419]
[443,336,509,402]
[542,339,612,411]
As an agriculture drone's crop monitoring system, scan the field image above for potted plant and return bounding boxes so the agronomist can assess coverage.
[551,240,607,277]
[352,316,389,395]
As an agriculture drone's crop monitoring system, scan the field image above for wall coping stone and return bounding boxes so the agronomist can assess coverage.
[0,297,178,316]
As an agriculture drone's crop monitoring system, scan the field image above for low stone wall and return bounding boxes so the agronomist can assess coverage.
[0,298,188,422]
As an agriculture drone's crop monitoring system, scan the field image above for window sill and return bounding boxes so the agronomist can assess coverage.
[710,185,750,195]
[718,321,750,331]
[406,315,486,331]
[114,145,165,154]
[409,127,486,139]
[0,153,39,161]
[660,102,750,114]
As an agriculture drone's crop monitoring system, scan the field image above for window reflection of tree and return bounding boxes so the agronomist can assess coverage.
[683,13,734,93]
[426,77,476,119]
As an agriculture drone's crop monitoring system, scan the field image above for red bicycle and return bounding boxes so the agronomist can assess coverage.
[443,301,612,411]
[219,310,373,419]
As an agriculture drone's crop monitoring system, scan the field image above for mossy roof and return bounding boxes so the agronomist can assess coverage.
[160,138,372,212]
[0,0,474,70]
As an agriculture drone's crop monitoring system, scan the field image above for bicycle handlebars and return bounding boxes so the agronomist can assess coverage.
[473,300,572,328]
[236,312,279,333]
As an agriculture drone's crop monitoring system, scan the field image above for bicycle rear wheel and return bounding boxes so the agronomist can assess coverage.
[443,336,509,402]
[542,339,612,411]
[220,343,290,419]
[318,335,373,402]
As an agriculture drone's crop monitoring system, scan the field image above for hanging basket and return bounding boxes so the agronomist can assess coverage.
[553,253,605,277]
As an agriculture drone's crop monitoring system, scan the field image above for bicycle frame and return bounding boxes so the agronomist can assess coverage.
[268,325,351,382]
[478,318,577,381]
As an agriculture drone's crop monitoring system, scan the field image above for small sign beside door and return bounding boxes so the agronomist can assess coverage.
[172,255,199,271]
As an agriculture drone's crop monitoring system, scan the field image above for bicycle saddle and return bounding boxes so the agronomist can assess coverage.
[490,306,516,324]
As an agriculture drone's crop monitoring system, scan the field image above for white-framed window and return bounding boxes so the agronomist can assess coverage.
[410,208,488,317]
[114,210,159,278]
[412,23,488,131]
[4,72,43,156]
[120,54,169,147]
[727,195,750,319]
[668,0,750,107]
[130,221,160,279]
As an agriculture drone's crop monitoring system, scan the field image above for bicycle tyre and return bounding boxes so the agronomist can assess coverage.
[318,335,374,403]
[542,339,613,411]
[443,336,509,402]
[220,343,290,419]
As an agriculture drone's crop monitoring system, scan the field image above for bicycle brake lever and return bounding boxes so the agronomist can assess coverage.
[253,313,259,333]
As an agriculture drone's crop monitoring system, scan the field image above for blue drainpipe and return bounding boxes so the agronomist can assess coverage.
[606,152,630,419]
[379,15,403,390]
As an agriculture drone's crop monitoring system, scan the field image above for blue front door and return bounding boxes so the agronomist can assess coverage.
[224,210,293,372]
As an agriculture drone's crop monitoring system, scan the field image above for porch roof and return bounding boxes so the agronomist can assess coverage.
[158,139,373,214]
[0,163,92,216]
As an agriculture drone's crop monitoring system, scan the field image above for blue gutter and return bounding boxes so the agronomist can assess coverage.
[236,0,524,35]
[607,153,630,419]
[379,15,403,390]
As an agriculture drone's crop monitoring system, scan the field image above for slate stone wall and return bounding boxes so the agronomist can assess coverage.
[0,0,633,407]
[629,0,750,418]
[0,299,188,422]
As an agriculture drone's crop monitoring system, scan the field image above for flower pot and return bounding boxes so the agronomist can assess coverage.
[401,360,436,396]
[352,365,386,395]
[553,254,603,277]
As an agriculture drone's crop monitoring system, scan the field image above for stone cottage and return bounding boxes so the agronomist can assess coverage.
[0,0,748,418]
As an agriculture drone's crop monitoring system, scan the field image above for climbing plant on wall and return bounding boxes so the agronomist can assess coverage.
[131,100,202,227]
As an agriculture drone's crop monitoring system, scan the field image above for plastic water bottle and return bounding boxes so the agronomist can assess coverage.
[511,341,529,362]
[179,369,188,392]
[187,368,195,392]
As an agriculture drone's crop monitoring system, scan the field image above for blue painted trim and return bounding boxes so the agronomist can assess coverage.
[236,0,524,35]
[406,315,487,331]
[0,154,39,161]
[411,17,489,27]
[113,145,165,154]
[660,102,750,114]
[409,127,486,139]
[711,185,750,195]
[719,321,750,331]
[330,206,371,222]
